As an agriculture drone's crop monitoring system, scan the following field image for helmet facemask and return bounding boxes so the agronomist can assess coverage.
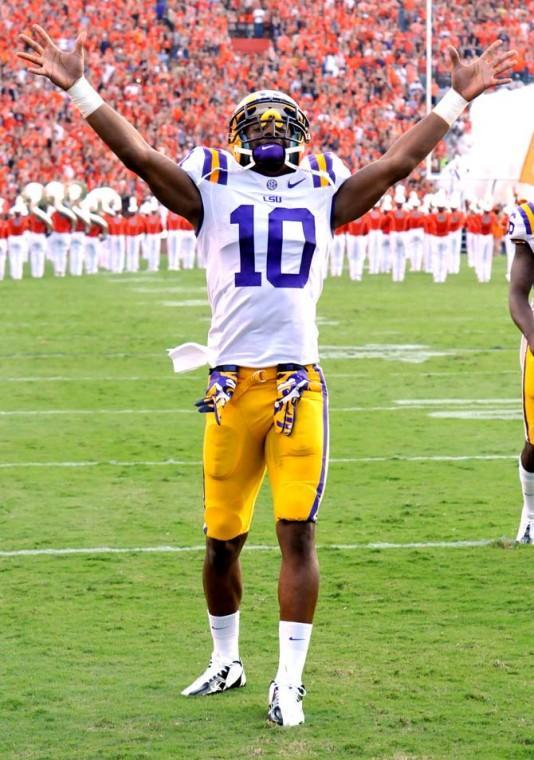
[228,91,310,173]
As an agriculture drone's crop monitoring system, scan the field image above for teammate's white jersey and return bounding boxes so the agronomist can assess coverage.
[508,201,534,253]
[181,147,350,367]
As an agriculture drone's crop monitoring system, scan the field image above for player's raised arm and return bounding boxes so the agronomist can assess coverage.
[509,243,534,350]
[332,41,518,227]
[16,25,202,228]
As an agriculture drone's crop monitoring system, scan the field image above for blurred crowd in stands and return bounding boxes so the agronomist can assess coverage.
[1,0,532,202]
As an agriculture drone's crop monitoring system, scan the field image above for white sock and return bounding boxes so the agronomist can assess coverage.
[275,621,313,687]
[208,611,240,663]
[519,461,534,520]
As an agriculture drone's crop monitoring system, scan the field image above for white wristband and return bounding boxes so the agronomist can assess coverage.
[67,76,104,118]
[432,88,468,127]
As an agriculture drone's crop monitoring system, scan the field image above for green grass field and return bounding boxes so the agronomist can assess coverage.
[1,257,532,759]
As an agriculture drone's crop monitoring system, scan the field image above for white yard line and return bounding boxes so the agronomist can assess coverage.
[0,408,196,416]
[0,454,517,469]
[0,539,496,558]
[0,401,521,416]
[0,376,200,383]
[0,371,518,382]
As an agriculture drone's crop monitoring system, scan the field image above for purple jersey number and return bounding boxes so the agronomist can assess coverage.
[231,205,316,288]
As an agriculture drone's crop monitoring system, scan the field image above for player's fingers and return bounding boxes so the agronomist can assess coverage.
[32,24,55,48]
[480,39,502,59]
[27,66,45,76]
[493,60,515,77]
[18,33,43,54]
[75,30,87,53]
[16,51,42,65]
[447,45,461,67]
[492,50,518,67]
[491,76,512,86]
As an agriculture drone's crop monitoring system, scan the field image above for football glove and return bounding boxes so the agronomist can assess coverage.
[195,369,238,425]
[273,367,309,436]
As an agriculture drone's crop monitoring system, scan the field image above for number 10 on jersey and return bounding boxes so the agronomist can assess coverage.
[230,205,317,289]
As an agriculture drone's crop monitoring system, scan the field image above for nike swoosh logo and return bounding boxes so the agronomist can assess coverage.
[287,178,305,189]
[288,636,306,641]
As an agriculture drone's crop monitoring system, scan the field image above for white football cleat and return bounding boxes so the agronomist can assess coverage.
[267,680,306,727]
[181,658,246,697]
[517,521,533,545]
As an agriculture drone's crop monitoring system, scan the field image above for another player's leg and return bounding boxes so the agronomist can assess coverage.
[517,337,534,544]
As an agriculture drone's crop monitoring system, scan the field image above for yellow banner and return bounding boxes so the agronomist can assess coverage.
[519,133,534,185]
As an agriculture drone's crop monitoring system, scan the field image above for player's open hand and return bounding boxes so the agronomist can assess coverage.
[448,40,518,102]
[16,25,85,91]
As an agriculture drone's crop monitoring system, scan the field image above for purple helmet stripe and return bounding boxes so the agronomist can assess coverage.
[308,365,329,521]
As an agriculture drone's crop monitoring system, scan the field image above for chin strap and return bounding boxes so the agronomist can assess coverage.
[202,145,335,187]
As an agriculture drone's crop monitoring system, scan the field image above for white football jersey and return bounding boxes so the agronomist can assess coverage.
[508,201,534,252]
[181,146,350,367]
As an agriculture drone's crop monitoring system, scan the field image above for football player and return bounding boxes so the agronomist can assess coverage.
[508,200,534,545]
[17,25,517,727]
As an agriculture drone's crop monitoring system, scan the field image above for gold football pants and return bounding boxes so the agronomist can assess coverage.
[202,364,328,541]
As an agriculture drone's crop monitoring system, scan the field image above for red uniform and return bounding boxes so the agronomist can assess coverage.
[449,210,465,233]
[429,211,451,237]
[479,212,495,236]
[87,222,103,238]
[348,216,369,236]
[380,213,392,234]
[408,209,426,229]
[124,214,144,236]
[389,208,410,232]
[465,213,482,234]
[7,216,28,236]
[166,211,183,232]
[107,215,126,235]
[367,209,382,230]
[145,213,163,234]
[28,215,47,234]
[51,211,72,233]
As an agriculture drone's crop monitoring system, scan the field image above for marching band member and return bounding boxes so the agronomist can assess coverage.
[124,196,144,273]
[389,185,410,282]
[68,182,90,276]
[429,192,451,284]
[144,198,163,272]
[84,196,108,274]
[329,223,348,277]
[166,209,182,271]
[447,194,465,275]
[407,191,425,272]
[465,201,481,268]
[346,214,368,281]
[0,200,9,281]
[180,215,197,270]
[7,195,29,280]
[23,183,53,278]
[46,181,76,277]
[476,201,497,283]
[379,194,393,274]
[366,201,383,275]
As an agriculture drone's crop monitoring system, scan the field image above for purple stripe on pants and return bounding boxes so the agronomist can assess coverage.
[308,365,329,521]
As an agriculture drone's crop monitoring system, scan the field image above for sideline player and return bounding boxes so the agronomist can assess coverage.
[508,200,534,544]
[17,25,517,726]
